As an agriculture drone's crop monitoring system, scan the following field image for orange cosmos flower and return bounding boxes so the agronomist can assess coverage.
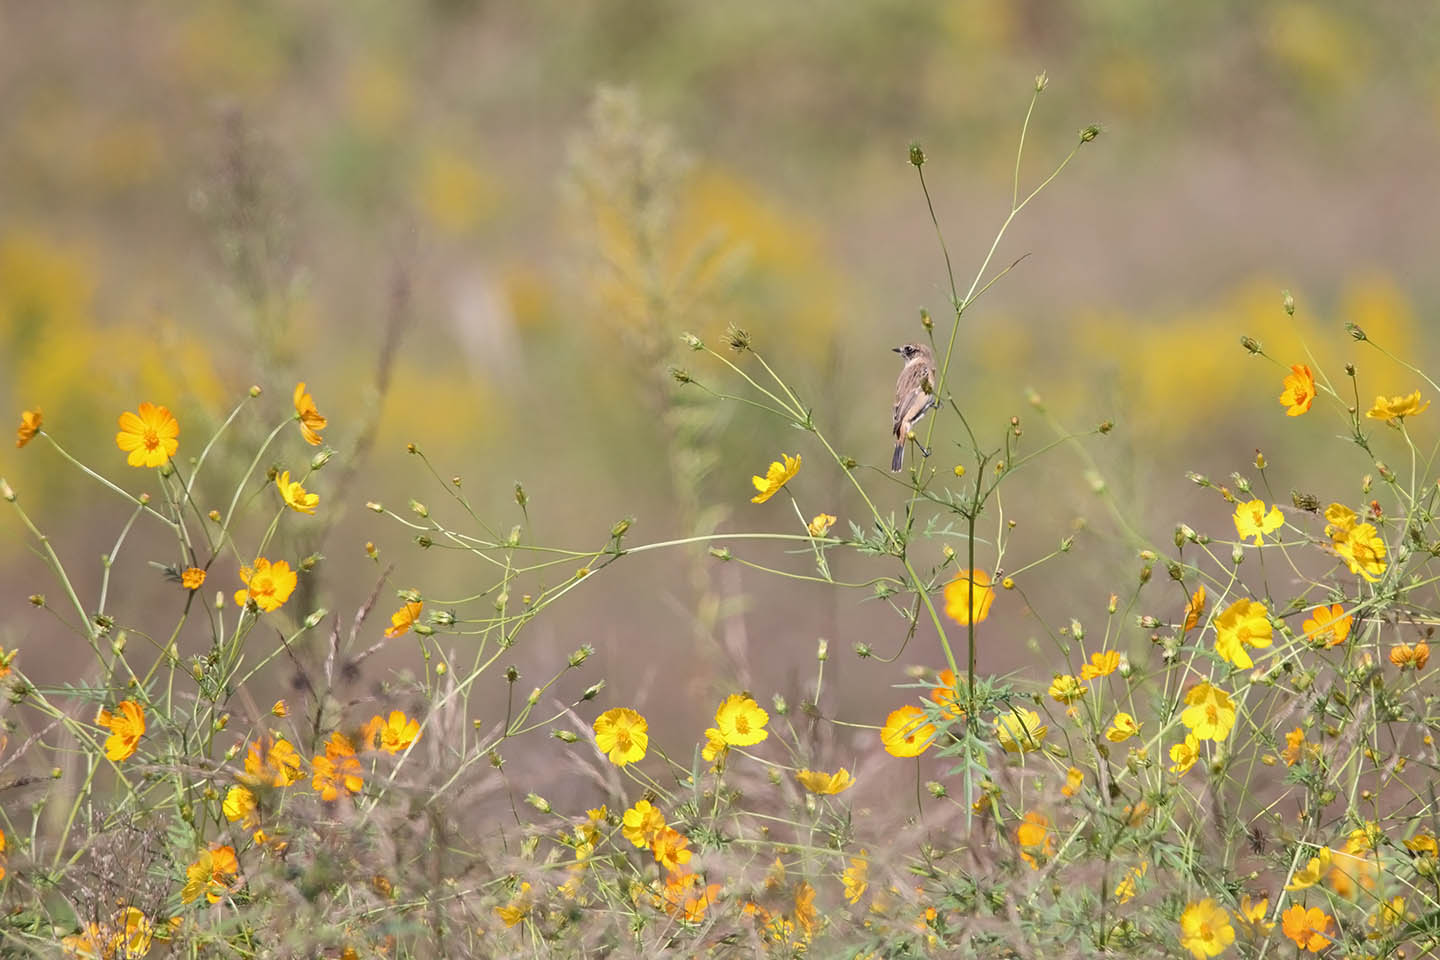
[651,827,692,875]
[233,557,298,612]
[1015,811,1053,868]
[930,668,965,718]
[115,402,179,467]
[881,705,936,757]
[1080,650,1120,680]
[180,567,206,590]
[1281,904,1333,952]
[944,569,994,625]
[384,601,423,638]
[15,408,41,448]
[276,470,319,514]
[181,844,241,904]
[312,732,364,801]
[795,768,855,795]
[239,736,304,787]
[1182,585,1206,633]
[1390,641,1430,670]
[363,710,421,753]
[661,872,721,923]
[293,382,328,446]
[1301,603,1351,647]
[1278,364,1315,416]
[96,700,145,762]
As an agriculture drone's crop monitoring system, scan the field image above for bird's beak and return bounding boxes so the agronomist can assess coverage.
[891,347,902,354]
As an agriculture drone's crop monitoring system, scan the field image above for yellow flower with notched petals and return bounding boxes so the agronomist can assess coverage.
[1389,641,1429,670]
[1279,363,1315,416]
[993,708,1047,754]
[1281,903,1333,951]
[223,785,259,830]
[1105,712,1140,743]
[1282,726,1307,766]
[1233,499,1284,545]
[1181,682,1236,741]
[1182,585,1206,633]
[495,882,532,927]
[1169,734,1201,774]
[181,844,240,904]
[807,513,836,537]
[1335,522,1387,582]
[714,693,769,747]
[1048,674,1085,705]
[180,567,206,590]
[312,732,364,802]
[1236,895,1274,939]
[293,381,328,446]
[841,851,868,904]
[239,736,304,787]
[881,705,936,757]
[593,707,648,765]
[1366,389,1429,421]
[1179,899,1234,959]
[944,569,994,625]
[651,827,692,875]
[15,408,41,448]
[96,700,145,762]
[276,470,319,514]
[1080,650,1120,681]
[233,557,298,612]
[930,669,965,719]
[1113,862,1147,904]
[1015,811,1053,868]
[1323,502,1357,537]
[750,453,801,503]
[115,402,179,467]
[1214,598,1272,669]
[796,768,855,795]
[1061,766,1085,796]
[364,710,422,753]
[1285,846,1332,890]
[385,601,422,638]
[621,799,665,847]
[1301,603,1351,647]
[701,727,728,763]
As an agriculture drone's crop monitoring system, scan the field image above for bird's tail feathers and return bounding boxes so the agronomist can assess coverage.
[891,442,905,472]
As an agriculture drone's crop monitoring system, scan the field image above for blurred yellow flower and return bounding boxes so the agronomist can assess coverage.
[1233,499,1284,545]
[1324,502,1358,536]
[794,880,817,937]
[1281,903,1332,951]
[651,827,692,875]
[881,705,936,758]
[181,844,240,904]
[1047,673,1085,705]
[1182,585,1206,633]
[944,569,994,625]
[593,707,648,765]
[796,768,855,795]
[701,727,728,763]
[1301,603,1351,647]
[1368,895,1412,935]
[1285,846,1332,890]
[1236,895,1274,939]
[1061,766,1085,796]
[15,408,40,448]
[750,453,801,503]
[293,381,328,446]
[621,799,665,847]
[1080,650,1120,681]
[312,732,364,802]
[993,708,1047,754]
[233,557,298,612]
[1169,734,1201,774]
[1405,830,1437,857]
[113,907,153,958]
[223,784,259,830]
[714,693,769,747]
[239,736,304,787]
[1279,363,1315,416]
[1282,726,1307,766]
[96,700,145,762]
[1113,862,1147,904]
[1214,598,1272,669]
[276,470,319,514]
[1179,898,1233,959]
[385,601,423,638]
[842,851,868,904]
[364,710,422,754]
[115,402,178,467]
[271,699,288,717]
[1105,712,1140,742]
[807,513,836,537]
[180,567,205,590]
[1181,682,1236,741]
[494,881,531,928]
[1366,389,1429,421]
[1389,640,1429,670]
[930,669,965,719]
[1015,811,1053,868]
[662,872,721,924]
[1335,522,1387,582]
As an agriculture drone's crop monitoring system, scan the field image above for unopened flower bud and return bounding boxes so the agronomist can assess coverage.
[413,623,434,636]
[569,645,592,667]
[553,729,578,743]
[908,141,926,167]
[1002,576,1014,590]
[1079,124,1101,143]
[611,518,632,538]
[304,608,327,629]
[771,693,788,715]
[581,682,604,701]
[680,332,703,350]
[920,308,932,330]
[527,687,542,706]
[1345,322,1366,341]
[1240,336,1262,355]
[430,609,456,626]
[208,509,221,522]
[525,793,551,814]
[514,483,527,507]
[366,501,383,513]
[927,780,947,798]
[365,541,378,559]
[1232,544,1244,565]
[0,479,15,502]
[1035,71,1048,92]
[248,385,262,397]
[28,594,44,607]
[409,499,428,518]
[709,546,731,560]
[816,638,828,661]
[310,449,332,470]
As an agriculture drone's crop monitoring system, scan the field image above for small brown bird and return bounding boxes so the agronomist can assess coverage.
[891,342,938,471]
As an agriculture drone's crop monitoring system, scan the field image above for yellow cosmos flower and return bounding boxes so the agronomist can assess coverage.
[495,881,532,927]
[651,826,692,875]
[593,707,648,765]
[701,727,729,763]
[1404,830,1437,857]
[179,566,206,590]
[293,382,328,446]
[714,693,769,747]
[1279,363,1315,416]
[115,402,179,467]
[930,669,965,719]
[1015,811,1053,869]
[15,408,41,448]
[1366,389,1429,422]
[1335,522,1387,582]
[1368,896,1412,936]
[1389,640,1430,670]
[384,601,423,638]
[881,705,936,757]
[239,736,304,787]
[1301,603,1351,647]
[1214,598,1272,669]
[807,513,836,537]
[661,872,721,924]
[794,881,817,937]
[223,785,259,830]
[796,768,855,795]
[1281,903,1333,951]
[993,708,1047,754]
[1182,585,1206,633]
[1236,895,1274,939]
[1282,727,1307,766]
[1113,862,1147,904]
[1047,673,1085,705]
[1080,650,1120,681]
[1169,734,1201,774]
[1285,846,1332,890]
[312,732,364,802]
[271,699,288,717]
[621,799,665,847]
[1061,766,1085,797]
[363,710,422,753]
[1233,499,1284,545]
[276,470,319,514]
[943,569,994,625]
[1105,712,1141,743]
[750,453,801,504]
[1179,898,1234,959]
[1180,682,1236,741]
[113,907,154,958]
[842,851,868,904]
[96,700,145,762]
[181,844,240,904]
[233,557,298,612]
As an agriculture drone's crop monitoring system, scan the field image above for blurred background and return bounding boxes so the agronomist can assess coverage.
[3,1,1438,781]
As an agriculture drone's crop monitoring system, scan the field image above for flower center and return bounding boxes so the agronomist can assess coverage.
[253,574,274,596]
[143,427,160,451]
